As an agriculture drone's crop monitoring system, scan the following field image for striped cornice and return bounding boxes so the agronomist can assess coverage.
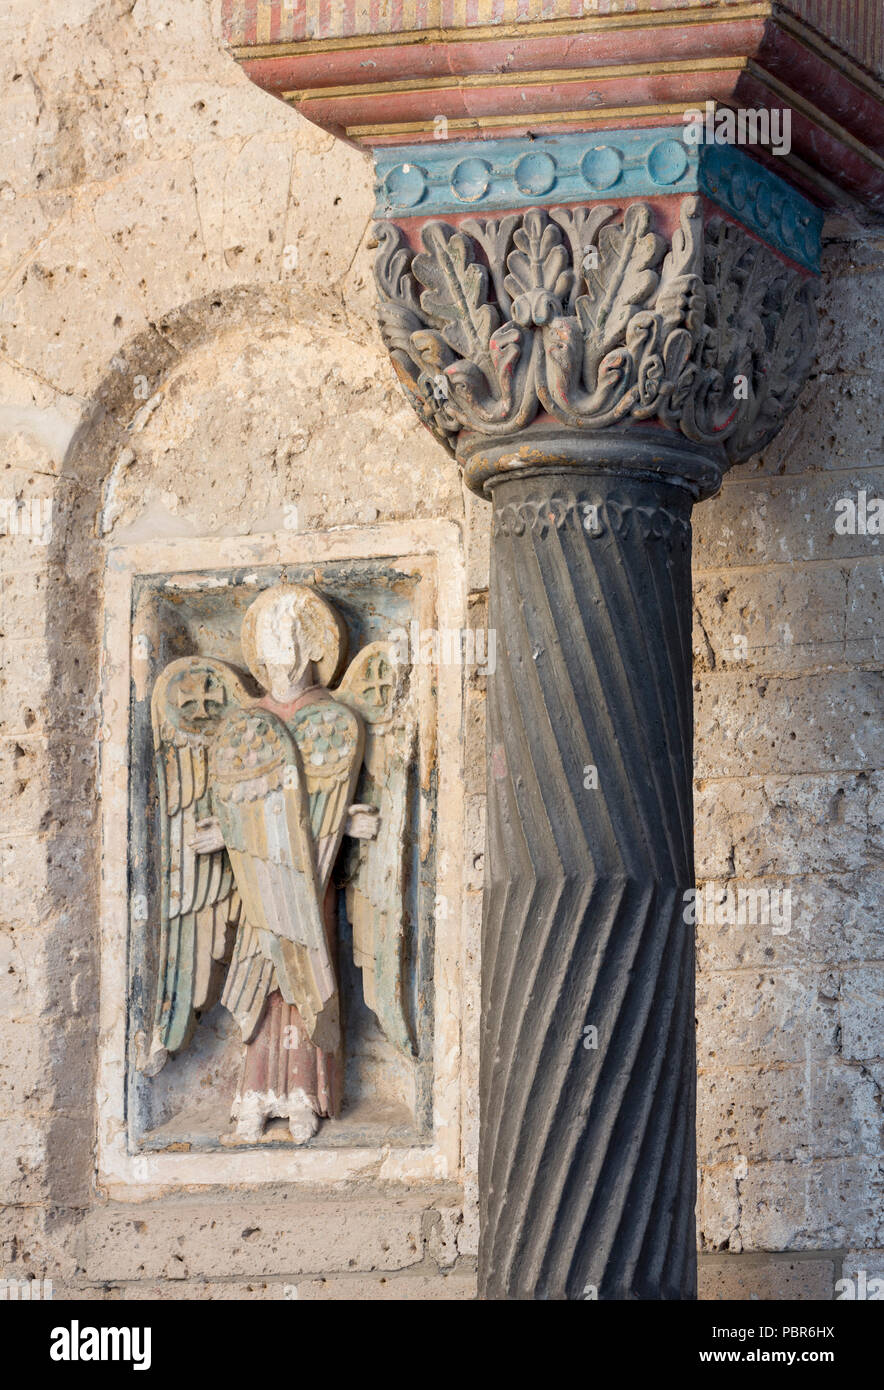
[225,4,775,55]
[223,3,881,82]
[223,3,883,214]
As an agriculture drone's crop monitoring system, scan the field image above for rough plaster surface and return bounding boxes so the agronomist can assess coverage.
[0,0,881,1298]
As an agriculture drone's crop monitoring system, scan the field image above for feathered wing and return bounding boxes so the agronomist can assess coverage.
[142,657,249,1077]
[337,642,415,1056]
[219,916,275,1045]
[290,696,365,887]
[211,701,362,1055]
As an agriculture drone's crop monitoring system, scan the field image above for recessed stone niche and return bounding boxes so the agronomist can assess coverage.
[98,522,466,1195]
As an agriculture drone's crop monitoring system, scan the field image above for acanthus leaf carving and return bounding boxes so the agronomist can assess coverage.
[373,195,817,483]
[548,205,616,314]
[412,222,500,379]
[504,209,573,327]
[576,202,665,384]
[374,222,459,451]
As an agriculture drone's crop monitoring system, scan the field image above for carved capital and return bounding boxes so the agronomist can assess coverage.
[224,4,879,1302]
[374,196,817,498]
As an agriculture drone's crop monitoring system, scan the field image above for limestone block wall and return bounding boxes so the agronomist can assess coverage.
[690,233,884,1296]
[0,0,880,1300]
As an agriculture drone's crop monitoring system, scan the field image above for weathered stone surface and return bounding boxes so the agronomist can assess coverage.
[697,1162,743,1252]
[425,1202,463,1270]
[0,1018,94,1114]
[841,1250,884,1285]
[694,468,884,571]
[693,563,879,674]
[0,920,97,1024]
[752,372,883,477]
[460,890,482,1258]
[0,1202,86,1280]
[464,489,492,593]
[0,212,152,396]
[694,671,883,778]
[847,563,884,664]
[694,773,883,878]
[701,1158,884,1252]
[56,1272,477,1299]
[699,1254,836,1300]
[696,972,840,1069]
[698,1061,883,1165]
[0,830,92,925]
[96,310,456,543]
[84,1191,447,1281]
[840,965,884,1061]
[696,871,884,973]
[815,244,884,375]
[0,0,881,1300]
[464,688,486,799]
[289,1272,476,1300]
[0,1115,91,1207]
[464,797,485,894]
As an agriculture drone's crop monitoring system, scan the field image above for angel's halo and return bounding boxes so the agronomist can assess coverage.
[240,583,348,691]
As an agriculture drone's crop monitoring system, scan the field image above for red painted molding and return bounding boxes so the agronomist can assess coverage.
[234,18,770,94]
[223,5,884,214]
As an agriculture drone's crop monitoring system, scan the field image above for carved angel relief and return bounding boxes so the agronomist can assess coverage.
[139,585,413,1144]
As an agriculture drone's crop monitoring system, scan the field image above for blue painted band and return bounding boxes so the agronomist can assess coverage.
[372,127,822,273]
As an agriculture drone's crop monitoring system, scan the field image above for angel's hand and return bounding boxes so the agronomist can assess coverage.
[346,804,380,840]
[189,817,225,854]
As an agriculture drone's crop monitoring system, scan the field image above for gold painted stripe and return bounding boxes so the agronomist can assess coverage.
[346,100,698,138]
[334,63,883,176]
[746,61,884,170]
[285,55,748,101]
[229,3,773,60]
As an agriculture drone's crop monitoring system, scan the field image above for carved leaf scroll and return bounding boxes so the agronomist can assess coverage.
[504,210,572,327]
[577,203,664,379]
[412,223,499,373]
[373,196,817,471]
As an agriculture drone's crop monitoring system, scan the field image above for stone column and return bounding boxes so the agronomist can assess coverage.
[374,186,818,1300]
[481,456,698,1300]
[220,0,884,1301]
[222,0,881,1300]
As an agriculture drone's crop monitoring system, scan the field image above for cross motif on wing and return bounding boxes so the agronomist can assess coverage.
[360,655,394,708]
[176,672,226,720]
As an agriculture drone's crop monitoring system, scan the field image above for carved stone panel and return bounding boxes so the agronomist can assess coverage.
[98,523,466,1193]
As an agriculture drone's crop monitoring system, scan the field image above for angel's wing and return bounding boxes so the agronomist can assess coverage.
[142,657,249,1076]
[337,642,415,1056]
[289,696,365,886]
[209,703,359,1055]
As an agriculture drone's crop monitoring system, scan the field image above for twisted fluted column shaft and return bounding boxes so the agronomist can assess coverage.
[370,193,817,1299]
[479,465,697,1301]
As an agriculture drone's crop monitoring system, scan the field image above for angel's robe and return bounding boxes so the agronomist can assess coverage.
[235,685,343,1123]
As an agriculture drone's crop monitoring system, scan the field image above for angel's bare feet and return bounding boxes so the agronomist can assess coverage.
[231,1087,319,1143]
[287,1106,319,1145]
[232,1091,266,1141]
